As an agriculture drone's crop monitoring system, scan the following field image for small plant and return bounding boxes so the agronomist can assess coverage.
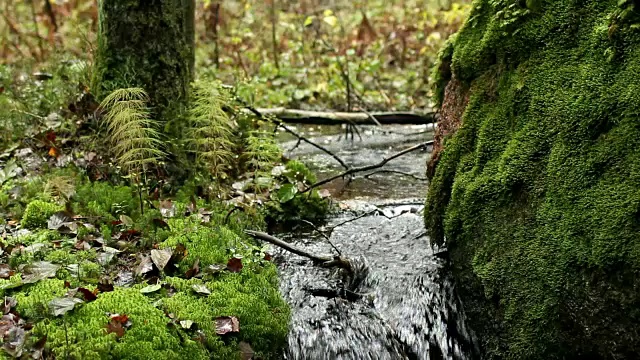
[99,88,165,214]
[185,82,235,186]
[244,130,281,192]
[100,88,165,176]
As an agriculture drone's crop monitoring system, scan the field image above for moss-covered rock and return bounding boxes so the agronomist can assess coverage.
[425,1,640,358]
[21,200,63,229]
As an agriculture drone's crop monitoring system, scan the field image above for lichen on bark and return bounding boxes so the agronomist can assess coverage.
[426,1,640,358]
[94,0,196,128]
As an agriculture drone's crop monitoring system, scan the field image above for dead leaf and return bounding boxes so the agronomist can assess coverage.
[3,325,25,357]
[119,215,134,227]
[2,297,16,315]
[22,261,60,284]
[0,264,12,279]
[191,284,211,296]
[48,297,83,316]
[204,264,225,275]
[31,335,47,359]
[226,256,243,273]
[150,248,173,271]
[215,316,240,335]
[185,258,200,279]
[239,341,254,360]
[179,320,194,329]
[159,200,176,218]
[140,284,161,294]
[135,256,154,277]
[105,320,125,338]
[77,287,97,302]
[152,218,170,230]
[74,240,91,251]
[97,278,114,293]
[47,211,72,230]
[110,313,129,324]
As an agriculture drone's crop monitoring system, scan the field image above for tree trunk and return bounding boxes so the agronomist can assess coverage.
[94,0,196,127]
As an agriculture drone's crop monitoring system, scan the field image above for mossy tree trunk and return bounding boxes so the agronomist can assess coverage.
[94,0,196,129]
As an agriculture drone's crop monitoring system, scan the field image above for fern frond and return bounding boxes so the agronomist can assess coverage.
[99,88,165,176]
[185,82,235,180]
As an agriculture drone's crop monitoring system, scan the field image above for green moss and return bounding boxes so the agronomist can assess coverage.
[426,0,640,358]
[21,200,63,229]
[29,283,208,360]
[74,181,138,222]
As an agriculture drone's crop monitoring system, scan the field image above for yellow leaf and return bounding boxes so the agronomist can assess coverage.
[323,15,338,27]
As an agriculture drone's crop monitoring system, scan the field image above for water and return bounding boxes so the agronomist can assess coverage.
[274,125,477,359]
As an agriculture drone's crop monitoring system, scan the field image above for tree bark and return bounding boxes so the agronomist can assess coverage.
[94,0,196,127]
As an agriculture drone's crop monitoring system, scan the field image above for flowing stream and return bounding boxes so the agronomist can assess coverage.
[274,124,477,360]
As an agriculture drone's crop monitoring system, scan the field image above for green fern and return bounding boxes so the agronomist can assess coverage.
[186,82,235,181]
[99,88,165,176]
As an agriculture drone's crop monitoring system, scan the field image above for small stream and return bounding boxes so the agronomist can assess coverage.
[275,124,477,359]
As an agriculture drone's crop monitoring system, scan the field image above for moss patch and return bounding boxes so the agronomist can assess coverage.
[426,1,640,358]
[1,178,294,359]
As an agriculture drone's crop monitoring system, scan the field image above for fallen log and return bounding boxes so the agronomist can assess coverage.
[251,108,436,125]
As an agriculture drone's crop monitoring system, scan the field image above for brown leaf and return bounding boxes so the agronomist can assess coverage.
[110,313,129,324]
[185,257,200,279]
[105,320,125,338]
[152,218,170,230]
[31,335,47,359]
[171,243,188,264]
[98,278,114,293]
[0,264,12,279]
[226,256,243,273]
[150,248,173,272]
[215,316,240,335]
[136,256,154,277]
[239,341,254,360]
[2,297,17,315]
[77,287,97,302]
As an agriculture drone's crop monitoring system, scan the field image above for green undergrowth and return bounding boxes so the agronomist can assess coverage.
[426,1,640,359]
[0,170,298,359]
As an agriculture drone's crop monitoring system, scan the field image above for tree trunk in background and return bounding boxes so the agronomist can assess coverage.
[94,0,195,128]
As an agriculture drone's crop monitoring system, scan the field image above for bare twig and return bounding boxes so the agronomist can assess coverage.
[303,140,433,193]
[238,101,350,170]
[244,230,333,263]
[363,170,428,181]
[300,219,341,256]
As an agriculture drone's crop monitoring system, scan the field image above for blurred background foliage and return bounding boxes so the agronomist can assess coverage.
[1,0,470,111]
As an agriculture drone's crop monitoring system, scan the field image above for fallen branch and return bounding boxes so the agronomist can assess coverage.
[251,108,436,125]
[244,230,333,263]
[238,102,349,170]
[302,140,434,193]
[363,170,428,181]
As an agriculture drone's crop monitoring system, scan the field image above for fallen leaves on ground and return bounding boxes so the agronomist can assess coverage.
[48,297,83,316]
[150,248,173,271]
[215,316,240,335]
[21,261,60,284]
[226,256,243,273]
[106,313,130,338]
